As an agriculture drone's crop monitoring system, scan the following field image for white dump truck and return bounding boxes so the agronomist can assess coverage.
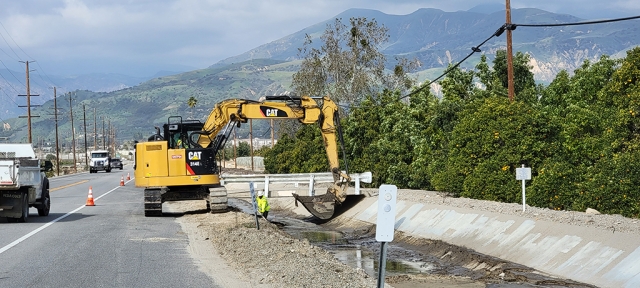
[0,143,52,223]
[89,149,111,173]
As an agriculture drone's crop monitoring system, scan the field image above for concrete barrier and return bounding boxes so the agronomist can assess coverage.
[270,191,640,288]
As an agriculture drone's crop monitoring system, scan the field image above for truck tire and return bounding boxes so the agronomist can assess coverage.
[37,189,51,216]
[209,187,228,213]
[106,168,111,173]
[144,189,162,217]
[17,192,29,223]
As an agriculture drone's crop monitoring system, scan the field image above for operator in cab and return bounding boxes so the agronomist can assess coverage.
[257,190,270,220]
[172,133,185,149]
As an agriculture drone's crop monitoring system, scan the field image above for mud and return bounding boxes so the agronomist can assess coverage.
[314,217,597,288]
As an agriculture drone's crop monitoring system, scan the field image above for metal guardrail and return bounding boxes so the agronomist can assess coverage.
[220,171,372,196]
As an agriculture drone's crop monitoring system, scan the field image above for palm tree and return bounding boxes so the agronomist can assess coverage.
[187,97,198,119]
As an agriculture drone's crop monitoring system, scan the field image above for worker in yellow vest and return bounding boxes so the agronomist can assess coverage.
[257,190,270,220]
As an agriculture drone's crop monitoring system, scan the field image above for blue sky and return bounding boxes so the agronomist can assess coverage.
[0,0,639,78]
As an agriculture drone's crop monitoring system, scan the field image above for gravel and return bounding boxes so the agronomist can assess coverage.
[177,171,640,287]
[182,211,381,288]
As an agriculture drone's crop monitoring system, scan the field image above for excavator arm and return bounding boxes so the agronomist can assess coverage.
[197,95,349,219]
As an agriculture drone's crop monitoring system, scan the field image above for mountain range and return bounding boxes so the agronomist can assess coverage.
[1,6,639,144]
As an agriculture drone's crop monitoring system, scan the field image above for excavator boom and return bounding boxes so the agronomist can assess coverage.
[198,95,349,219]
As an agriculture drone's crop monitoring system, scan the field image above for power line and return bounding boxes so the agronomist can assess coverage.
[512,15,640,28]
[0,45,19,61]
[399,25,506,101]
[259,126,272,138]
[0,21,24,59]
[0,87,24,110]
[0,65,27,113]
[399,14,640,102]
[33,63,60,90]
[0,59,25,88]
[0,20,59,91]
[0,20,29,60]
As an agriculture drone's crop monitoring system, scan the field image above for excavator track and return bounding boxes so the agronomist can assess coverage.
[292,193,337,220]
[144,189,162,217]
[208,186,228,213]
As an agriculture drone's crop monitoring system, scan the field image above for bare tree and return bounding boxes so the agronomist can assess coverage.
[293,17,419,106]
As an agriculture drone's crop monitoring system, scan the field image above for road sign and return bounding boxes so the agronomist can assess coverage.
[516,166,531,180]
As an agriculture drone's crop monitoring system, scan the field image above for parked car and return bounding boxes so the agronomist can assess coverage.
[110,158,123,170]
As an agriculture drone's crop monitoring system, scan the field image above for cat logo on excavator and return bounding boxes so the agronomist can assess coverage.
[188,151,201,161]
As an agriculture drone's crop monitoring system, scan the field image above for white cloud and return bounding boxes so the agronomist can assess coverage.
[0,0,638,77]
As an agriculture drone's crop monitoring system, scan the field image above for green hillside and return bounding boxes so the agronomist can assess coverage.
[4,59,297,145]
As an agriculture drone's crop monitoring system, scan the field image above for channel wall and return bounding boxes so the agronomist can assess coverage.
[270,189,640,288]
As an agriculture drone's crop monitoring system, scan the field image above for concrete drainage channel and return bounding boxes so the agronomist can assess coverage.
[229,198,595,288]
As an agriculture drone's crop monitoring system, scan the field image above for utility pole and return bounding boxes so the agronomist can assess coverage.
[102,117,106,150]
[111,123,116,155]
[18,61,40,143]
[69,93,77,173]
[83,104,88,169]
[270,119,274,148]
[93,108,97,150]
[53,87,60,176]
[250,119,254,171]
[108,120,111,155]
[506,0,515,102]
[26,61,32,143]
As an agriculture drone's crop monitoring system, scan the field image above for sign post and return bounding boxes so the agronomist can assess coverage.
[376,184,397,288]
[249,182,260,230]
[515,165,531,212]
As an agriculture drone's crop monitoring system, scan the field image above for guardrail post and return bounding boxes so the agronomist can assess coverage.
[354,174,361,195]
[264,175,270,197]
[309,174,315,196]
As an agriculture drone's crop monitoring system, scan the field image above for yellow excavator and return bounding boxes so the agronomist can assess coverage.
[134,95,350,219]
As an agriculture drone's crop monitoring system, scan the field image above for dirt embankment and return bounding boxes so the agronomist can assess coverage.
[178,208,380,288]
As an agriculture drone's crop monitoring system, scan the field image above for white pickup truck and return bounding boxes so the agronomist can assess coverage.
[0,143,51,223]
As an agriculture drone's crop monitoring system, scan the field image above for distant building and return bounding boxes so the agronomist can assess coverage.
[229,138,277,149]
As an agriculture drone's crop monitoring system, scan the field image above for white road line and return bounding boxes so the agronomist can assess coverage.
[0,184,126,255]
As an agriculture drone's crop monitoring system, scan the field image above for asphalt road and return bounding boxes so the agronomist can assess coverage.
[0,169,218,288]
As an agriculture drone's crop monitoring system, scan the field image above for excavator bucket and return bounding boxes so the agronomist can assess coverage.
[292,193,337,220]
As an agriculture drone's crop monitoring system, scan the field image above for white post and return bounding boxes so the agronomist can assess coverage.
[516,164,531,213]
[264,175,270,197]
[522,178,526,212]
[354,174,361,195]
[309,174,315,196]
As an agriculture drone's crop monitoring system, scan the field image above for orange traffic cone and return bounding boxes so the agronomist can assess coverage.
[86,186,95,206]
[120,176,125,186]
[126,172,131,181]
